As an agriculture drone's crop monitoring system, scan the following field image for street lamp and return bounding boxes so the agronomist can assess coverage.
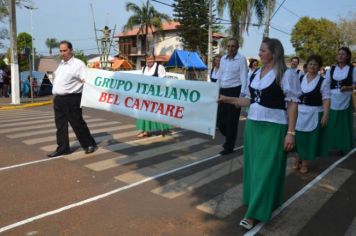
[24,5,38,71]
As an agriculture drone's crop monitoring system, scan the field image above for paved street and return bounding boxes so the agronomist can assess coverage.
[0,104,355,236]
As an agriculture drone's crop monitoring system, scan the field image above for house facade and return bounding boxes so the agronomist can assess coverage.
[115,21,224,69]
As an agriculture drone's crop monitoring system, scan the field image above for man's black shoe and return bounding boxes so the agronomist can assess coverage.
[84,145,98,154]
[219,149,233,155]
[47,150,70,158]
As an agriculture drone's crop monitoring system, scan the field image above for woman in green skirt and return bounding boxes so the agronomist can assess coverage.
[219,38,301,229]
[294,55,331,174]
[323,47,355,154]
[136,54,172,138]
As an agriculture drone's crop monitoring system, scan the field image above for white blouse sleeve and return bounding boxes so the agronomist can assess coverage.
[321,76,331,100]
[157,64,166,78]
[281,68,302,102]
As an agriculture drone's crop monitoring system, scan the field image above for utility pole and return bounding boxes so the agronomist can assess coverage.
[24,5,38,71]
[207,0,213,80]
[9,0,20,104]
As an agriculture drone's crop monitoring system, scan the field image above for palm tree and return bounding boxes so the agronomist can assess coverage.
[216,0,274,42]
[124,0,171,55]
[45,38,59,55]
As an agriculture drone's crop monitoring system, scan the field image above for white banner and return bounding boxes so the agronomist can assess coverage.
[81,69,219,137]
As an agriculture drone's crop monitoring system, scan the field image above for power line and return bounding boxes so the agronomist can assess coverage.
[281,5,301,18]
[151,0,174,8]
[270,25,290,35]
[271,0,287,20]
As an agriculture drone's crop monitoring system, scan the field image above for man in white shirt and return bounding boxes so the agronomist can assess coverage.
[290,56,303,78]
[216,38,248,155]
[48,41,97,158]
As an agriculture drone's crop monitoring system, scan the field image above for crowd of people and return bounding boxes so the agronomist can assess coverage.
[214,37,355,230]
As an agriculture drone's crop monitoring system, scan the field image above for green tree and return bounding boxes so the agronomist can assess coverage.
[45,38,59,55]
[17,32,32,71]
[291,17,340,66]
[124,0,171,55]
[74,49,87,65]
[0,0,32,48]
[173,0,211,55]
[216,0,270,42]
[338,11,356,58]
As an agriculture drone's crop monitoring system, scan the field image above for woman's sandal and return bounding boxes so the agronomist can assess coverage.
[292,159,301,170]
[300,165,308,174]
[239,219,254,230]
[137,132,148,138]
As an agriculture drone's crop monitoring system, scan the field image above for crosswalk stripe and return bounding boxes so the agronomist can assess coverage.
[196,183,243,218]
[85,138,207,172]
[64,132,184,161]
[23,121,121,144]
[195,158,295,218]
[0,112,53,119]
[116,145,222,184]
[6,120,124,139]
[0,115,55,124]
[344,217,356,236]
[40,129,139,152]
[151,155,243,199]
[0,118,102,134]
[0,117,73,128]
[260,167,354,236]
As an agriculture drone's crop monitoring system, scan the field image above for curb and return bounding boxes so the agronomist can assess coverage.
[0,100,53,110]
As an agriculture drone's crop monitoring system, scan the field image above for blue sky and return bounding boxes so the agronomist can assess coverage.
[4,0,355,58]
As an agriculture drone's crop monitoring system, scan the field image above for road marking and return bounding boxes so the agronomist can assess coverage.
[344,217,356,236]
[0,118,60,128]
[40,130,138,152]
[7,120,125,139]
[0,147,234,234]
[0,131,182,172]
[0,118,103,134]
[0,115,54,124]
[151,154,243,199]
[65,132,184,161]
[197,183,243,218]
[0,112,54,120]
[195,157,294,218]
[245,147,356,236]
[85,138,207,171]
[260,167,353,235]
[116,145,222,183]
[23,121,122,144]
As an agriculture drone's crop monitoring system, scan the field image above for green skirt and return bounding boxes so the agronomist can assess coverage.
[296,112,328,160]
[136,119,172,132]
[322,104,354,152]
[243,119,287,222]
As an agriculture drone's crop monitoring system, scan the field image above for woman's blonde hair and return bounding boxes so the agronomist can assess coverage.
[262,37,287,85]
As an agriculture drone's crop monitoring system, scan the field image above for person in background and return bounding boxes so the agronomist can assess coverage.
[290,56,303,77]
[216,38,248,155]
[48,40,97,158]
[136,54,172,138]
[323,46,355,156]
[319,67,326,77]
[0,66,3,97]
[248,58,259,78]
[294,55,330,174]
[209,55,221,83]
[219,37,300,229]
[2,67,10,97]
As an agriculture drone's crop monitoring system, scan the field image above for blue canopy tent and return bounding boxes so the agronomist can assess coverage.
[165,50,207,70]
[165,50,207,80]
[20,71,52,97]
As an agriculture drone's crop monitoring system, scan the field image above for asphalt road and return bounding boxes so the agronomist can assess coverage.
[0,105,355,236]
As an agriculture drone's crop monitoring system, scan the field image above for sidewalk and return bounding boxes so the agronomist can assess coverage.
[0,96,53,110]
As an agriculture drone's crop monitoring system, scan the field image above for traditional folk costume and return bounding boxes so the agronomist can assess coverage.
[136,62,172,133]
[242,68,301,222]
[295,74,330,160]
[323,65,355,153]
